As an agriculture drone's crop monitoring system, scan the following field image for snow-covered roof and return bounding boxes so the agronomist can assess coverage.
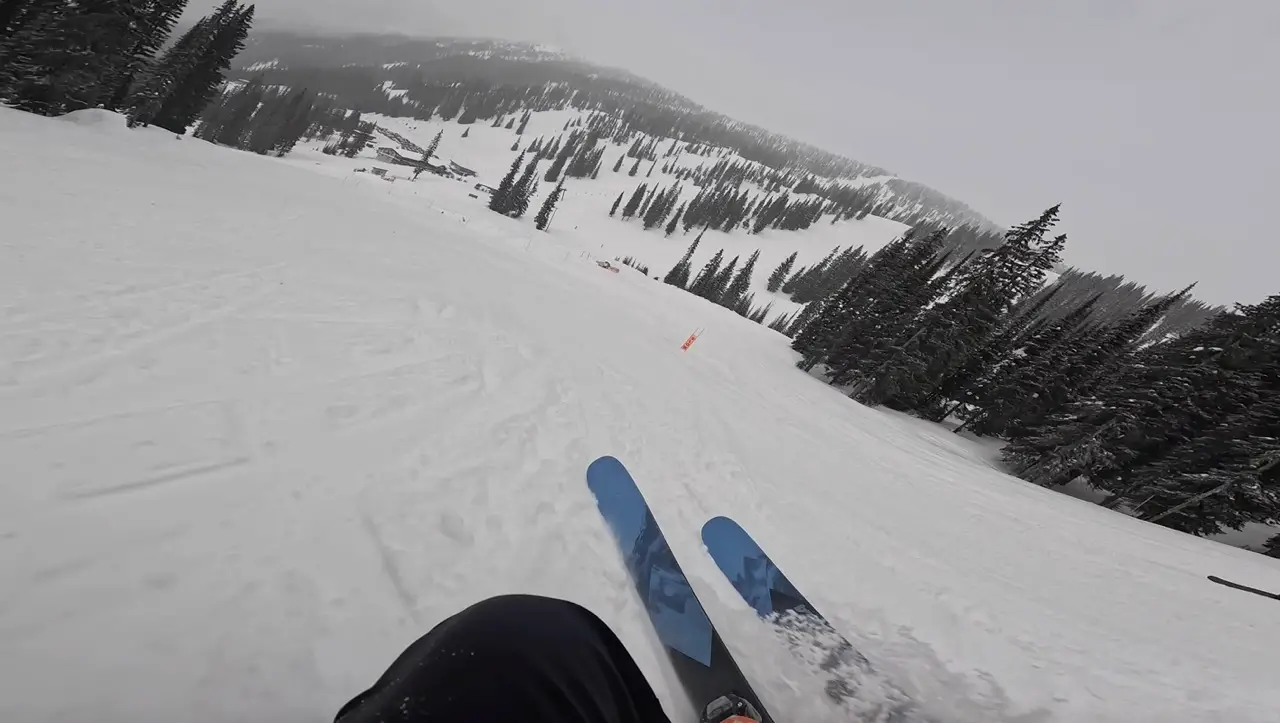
[377,146,424,163]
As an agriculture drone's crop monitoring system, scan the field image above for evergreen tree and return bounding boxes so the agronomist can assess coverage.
[424,129,443,161]
[612,154,624,172]
[266,87,317,156]
[847,264,992,405]
[609,191,625,217]
[785,300,825,339]
[332,110,363,150]
[505,117,515,129]
[931,283,1085,425]
[621,183,647,219]
[628,158,641,176]
[665,202,685,236]
[489,152,524,214]
[722,250,759,309]
[461,127,470,138]
[1005,294,1280,504]
[1263,530,1280,559]
[0,0,47,39]
[199,82,314,157]
[768,252,798,292]
[343,121,375,158]
[564,134,601,178]
[539,136,560,161]
[102,0,190,111]
[507,155,541,218]
[681,191,703,232]
[688,249,725,299]
[641,185,672,230]
[731,293,755,317]
[535,178,564,231]
[544,135,577,182]
[435,91,462,121]
[205,74,264,146]
[705,255,739,303]
[145,1,253,134]
[848,210,1065,410]
[782,247,837,297]
[768,311,796,334]
[664,237,700,288]
[1,0,133,114]
[637,185,658,219]
[983,286,1193,438]
[125,15,208,126]
[790,232,927,373]
[1129,425,1279,536]
[949,293,1107,435]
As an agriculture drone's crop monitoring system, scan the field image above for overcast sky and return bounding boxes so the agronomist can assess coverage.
[191,0,1279,305]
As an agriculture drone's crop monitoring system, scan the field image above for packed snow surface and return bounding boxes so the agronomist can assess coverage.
[3,107,1280,723]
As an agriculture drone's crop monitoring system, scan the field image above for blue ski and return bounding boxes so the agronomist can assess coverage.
[701,515,875,702]
[587,457,772,723]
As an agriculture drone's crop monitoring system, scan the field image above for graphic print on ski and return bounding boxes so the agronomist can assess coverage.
[701,515,873,702]
[586,457,773,723]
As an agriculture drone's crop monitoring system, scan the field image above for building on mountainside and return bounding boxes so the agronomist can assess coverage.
[449,161,478,177]
[375,147,426,166]
[474,183,498,194]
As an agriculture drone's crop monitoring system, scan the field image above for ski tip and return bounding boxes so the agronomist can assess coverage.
[587,455,624,473]
[701,515,739,540]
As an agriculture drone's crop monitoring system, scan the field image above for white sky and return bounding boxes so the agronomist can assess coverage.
[188,0,1280,305]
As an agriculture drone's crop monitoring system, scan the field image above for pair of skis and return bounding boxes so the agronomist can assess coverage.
[587,456,897,722]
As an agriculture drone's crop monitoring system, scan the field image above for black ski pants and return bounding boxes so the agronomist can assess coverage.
[335,594,672,723]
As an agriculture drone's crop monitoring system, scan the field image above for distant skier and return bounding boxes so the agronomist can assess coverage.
[334,594,762,723]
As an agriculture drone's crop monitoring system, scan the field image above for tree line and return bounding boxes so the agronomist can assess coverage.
[222,35,1006,231]
[237,41,911,201]
[1,0,254,137]
[1,1,345,163]
[754,205,1280,545]
[662,232,773,323]
[480,118,1250,538]
[192,75,321,156]
[598,146,886,240]
[228,54,1010,247]
[485,151,566,231]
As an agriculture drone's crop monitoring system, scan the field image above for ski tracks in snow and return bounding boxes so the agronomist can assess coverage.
[0,243,618,721]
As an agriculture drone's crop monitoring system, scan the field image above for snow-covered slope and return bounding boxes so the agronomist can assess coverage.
[3,107,1280,723]
[304,108,909,319]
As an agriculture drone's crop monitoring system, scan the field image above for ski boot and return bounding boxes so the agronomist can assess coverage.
[700,693,762,723]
